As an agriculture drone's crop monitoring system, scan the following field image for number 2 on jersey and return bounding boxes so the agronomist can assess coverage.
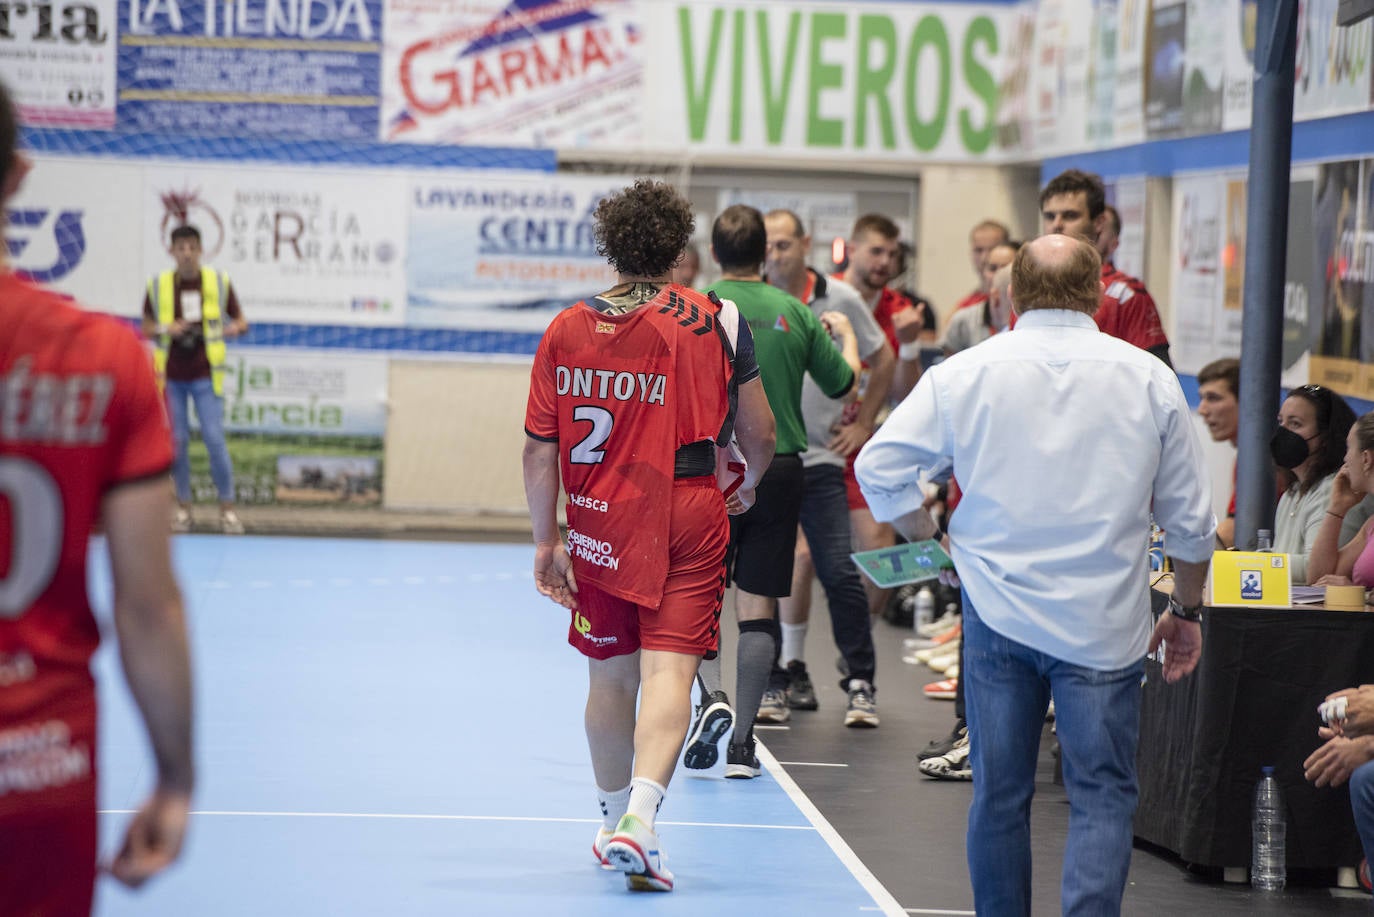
[569,405,614,465]
[0,457,63,619]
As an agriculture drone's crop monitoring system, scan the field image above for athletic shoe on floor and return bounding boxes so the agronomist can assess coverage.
[725,735,761,779]
[922,677,958,701]
[914,614,962,639]
[171,506,192,533]
[785,660,818,710]
[603,814,674,892]
[919,734,972,780]
[903,618,962,649]
[918,721,967,761]
[944,662,959,679]
[593,826,615,868]
[682,690,733,770]
[844,679,879,728]
[756,687,791,723]
[926,650,959,674]
[220,508,245,535]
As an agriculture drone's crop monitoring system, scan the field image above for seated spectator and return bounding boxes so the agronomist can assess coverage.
[1306,412,1374,587]
[1304,683,1374,875]
[1272,384,1357,583]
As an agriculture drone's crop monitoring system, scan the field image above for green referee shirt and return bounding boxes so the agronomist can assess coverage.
[706,278,855,455]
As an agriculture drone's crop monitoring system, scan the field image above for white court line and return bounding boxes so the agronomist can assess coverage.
[753,724,790,731]
[97,809,812,832]
[775,761,848,768]
[861,909,975,916]
[757,742,907,917]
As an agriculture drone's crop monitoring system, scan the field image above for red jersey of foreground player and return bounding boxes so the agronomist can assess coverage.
[524,284,734,608]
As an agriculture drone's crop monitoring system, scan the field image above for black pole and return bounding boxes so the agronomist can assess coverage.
[1234,0,1299,551]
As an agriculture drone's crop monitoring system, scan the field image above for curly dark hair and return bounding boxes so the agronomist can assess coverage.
[592,180,695,279]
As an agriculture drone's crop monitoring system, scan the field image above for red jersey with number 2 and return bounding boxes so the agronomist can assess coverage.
[0,275,173,818]
[525,286,734,608]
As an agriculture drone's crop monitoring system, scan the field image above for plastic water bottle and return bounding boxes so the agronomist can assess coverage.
[914,587,935,630]
[1257,529,1273,552]
[1251,766,1286,891]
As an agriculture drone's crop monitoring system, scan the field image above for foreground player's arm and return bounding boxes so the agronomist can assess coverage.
[522,436,578,609]
[103,476,194,887]
[732,377,775,493]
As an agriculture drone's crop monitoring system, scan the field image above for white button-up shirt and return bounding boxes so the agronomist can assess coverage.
[855,309,1216,671]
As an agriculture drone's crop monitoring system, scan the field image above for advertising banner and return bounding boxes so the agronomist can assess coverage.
[382,0,643,147]
[222,347,389,436]
[1146,0,1187,138]
[640,1,1011,161]
[0,0,117,128]
[1104,176,1147,280]
[1309,159,1374,397]
[993,5,1035,154]
[1182,0,1225,135]
[117,0,383,139]
[1220,0,1255,131]
[1111,0,1148,145]
[406,171,620,330]
[144,164,408,325]
[6,156,145,315]
[1087,0,1119,147]
[1032,0,1092,156]
[1170,173,1224,374]
[1293,0,1373,123]
[1283,174,1316,388]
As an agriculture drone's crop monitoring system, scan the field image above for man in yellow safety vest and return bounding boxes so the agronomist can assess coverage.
[141,224,249,534]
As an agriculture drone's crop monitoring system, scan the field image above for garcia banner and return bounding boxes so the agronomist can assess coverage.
[0,0,117,128]
[407,171,619,330]
[144,163,408,325]
[117,0,383,139]
[222,347,388,436]
[382,0,643,147]
[640,1,1009,161]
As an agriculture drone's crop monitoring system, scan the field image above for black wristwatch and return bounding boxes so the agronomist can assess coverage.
[1168,595,1204,623]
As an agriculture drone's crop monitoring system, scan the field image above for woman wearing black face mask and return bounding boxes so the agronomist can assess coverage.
[1271,384,1358,583]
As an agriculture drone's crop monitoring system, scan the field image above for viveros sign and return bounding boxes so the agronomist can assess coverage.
[642,2,1009,161]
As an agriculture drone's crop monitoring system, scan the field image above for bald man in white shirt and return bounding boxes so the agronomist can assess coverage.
[855,235,1215,916]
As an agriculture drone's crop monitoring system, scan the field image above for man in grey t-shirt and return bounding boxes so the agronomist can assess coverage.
[764,208,893,725]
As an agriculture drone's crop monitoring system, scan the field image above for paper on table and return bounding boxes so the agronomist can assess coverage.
[1290,585,1326,605]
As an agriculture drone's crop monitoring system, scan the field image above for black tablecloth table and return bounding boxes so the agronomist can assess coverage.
[1135,604,1374,869]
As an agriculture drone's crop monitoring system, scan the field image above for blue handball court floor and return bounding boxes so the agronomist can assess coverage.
[88,537,903,916]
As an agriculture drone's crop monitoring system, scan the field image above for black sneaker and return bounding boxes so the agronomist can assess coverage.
[918,721,967,761]
[724,735,760,779]
[785,660,818,710]
[682,690,733,770]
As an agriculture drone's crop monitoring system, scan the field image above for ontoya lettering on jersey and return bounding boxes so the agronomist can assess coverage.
[555,366,665,405]
[126,0,374,41]
[0,356,112,445]
[0,720,90,797]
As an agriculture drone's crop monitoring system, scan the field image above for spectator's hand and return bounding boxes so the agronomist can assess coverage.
[1303,734,1374,787]
[937,567,960,589]
[827,419,874,458]
[818,310,853,339]
[891,302,928,344]
[1332,467,1368,515]
[534,541,578,610]
[1323,685,1374,737]
[726,485,755,516]
[1148,615,1202,683]
[107,787,191,888]
[1313,574,1354,586]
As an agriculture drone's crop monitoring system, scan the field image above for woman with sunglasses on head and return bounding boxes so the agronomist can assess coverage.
[1271,384,1358,583]
[1305,411,1374,587]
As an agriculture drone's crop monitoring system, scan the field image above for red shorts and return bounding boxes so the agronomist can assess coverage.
[844,453,869,511]
[568,478,729,659]
[0,697,98,917]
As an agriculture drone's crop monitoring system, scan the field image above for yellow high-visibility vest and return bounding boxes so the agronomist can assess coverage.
[149,267,230,396]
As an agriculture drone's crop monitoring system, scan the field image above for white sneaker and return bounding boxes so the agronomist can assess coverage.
[593,826,616,869]
[919,734,973,780]
[844,679,880,728]
[220,508,245,535]
[604,814,674,892]
[927,651,960,674]
[915,614,961,639]
[171,506,192,533]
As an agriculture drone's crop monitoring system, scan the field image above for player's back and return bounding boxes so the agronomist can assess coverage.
[0,274,172,747]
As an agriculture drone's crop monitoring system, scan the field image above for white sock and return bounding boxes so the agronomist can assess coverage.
[597,785,630,831]
[626,777,667,828]
[781,622,808,665]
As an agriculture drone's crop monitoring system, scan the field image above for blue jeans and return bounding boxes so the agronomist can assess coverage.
[1350,760,1374,881]
[962,594,1143,917]
[166,377,235,504]
[797,463,875,685]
